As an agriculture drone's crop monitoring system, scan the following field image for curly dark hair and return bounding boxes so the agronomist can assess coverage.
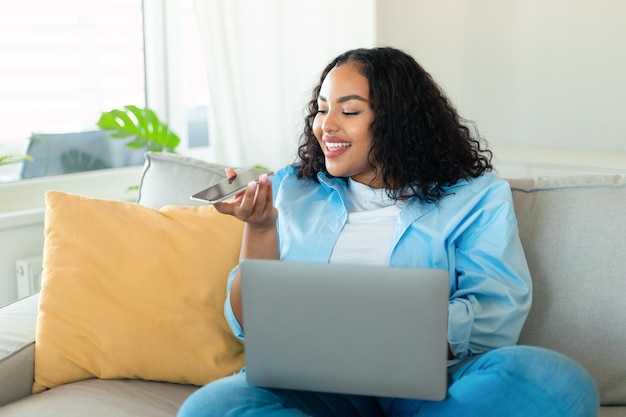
[296,47,493,203]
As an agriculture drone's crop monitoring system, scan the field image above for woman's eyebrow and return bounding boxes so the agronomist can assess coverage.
[318,94,369,103]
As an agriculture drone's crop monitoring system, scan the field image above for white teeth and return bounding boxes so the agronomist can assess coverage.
[326,142,351,150]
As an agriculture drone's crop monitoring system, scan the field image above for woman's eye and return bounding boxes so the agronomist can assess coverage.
[317,109,328,115]
[343,111,360,116]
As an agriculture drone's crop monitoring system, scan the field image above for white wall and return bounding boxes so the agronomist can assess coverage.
[376,0,626,155]
[0,217,44,306]
[0,167,142,305]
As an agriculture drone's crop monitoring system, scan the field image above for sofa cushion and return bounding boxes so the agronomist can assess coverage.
[0,379,197,417]
[509,175,626,406]
[33,190,245,393]
[0,294,38,406]
[137,152,228,208]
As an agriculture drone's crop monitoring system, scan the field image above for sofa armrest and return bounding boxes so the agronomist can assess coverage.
[0,294,38,406]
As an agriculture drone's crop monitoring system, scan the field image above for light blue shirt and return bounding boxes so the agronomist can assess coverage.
[225,165,532,361]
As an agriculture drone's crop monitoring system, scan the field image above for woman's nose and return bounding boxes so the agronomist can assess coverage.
[322,111,339,133]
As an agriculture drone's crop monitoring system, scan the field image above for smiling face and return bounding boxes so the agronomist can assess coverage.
[313,62,381,187]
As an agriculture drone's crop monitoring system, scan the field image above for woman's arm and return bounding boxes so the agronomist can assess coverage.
[214,173,279,328]
[229,223,279,327]
[447,181,532,359]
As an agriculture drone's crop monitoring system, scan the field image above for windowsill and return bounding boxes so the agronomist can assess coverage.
[0,166,144,216]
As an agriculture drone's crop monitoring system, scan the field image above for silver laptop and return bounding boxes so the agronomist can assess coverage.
[240,259,449,400]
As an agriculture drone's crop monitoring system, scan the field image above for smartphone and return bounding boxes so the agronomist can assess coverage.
[190,168,273,204]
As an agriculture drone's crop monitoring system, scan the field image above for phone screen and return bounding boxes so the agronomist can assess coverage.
[190,168,273,204]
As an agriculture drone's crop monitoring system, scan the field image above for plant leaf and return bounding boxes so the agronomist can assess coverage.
[96,105,181,153]
[96,112,120,129]
[125,137,149,150]
[125,105,149,137]
[0,153,33,166]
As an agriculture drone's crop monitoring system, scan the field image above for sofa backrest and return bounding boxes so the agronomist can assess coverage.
[508,175,626,406]
[136,153,626,405]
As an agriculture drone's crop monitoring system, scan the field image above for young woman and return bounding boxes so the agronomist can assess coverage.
[178,47,599,417]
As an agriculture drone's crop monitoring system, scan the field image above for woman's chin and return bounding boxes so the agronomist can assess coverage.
[325,165,348,178]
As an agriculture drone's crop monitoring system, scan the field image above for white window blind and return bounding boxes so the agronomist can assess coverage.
[0,0,145,179]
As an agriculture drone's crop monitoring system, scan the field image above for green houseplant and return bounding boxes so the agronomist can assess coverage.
[96,105,180,153]
[0,151,32,166]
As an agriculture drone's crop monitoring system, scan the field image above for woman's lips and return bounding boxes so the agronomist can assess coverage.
[323,139,352,158]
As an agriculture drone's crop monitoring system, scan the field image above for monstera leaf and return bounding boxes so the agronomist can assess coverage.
[96,105,180,152]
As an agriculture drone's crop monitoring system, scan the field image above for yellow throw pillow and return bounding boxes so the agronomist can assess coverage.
[33,190,245,393]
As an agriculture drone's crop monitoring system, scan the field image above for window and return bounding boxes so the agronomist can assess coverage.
[182,0,210,149]
[0,0,211,183]
[0,0,146,182]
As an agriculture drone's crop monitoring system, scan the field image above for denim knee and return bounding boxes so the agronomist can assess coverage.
[177,373,259,417]
[177,373,381,417]
[456,345,599,416]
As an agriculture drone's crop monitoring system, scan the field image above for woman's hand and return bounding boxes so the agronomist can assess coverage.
[213,169,278,230]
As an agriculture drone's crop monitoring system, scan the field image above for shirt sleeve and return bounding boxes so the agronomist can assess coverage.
[447,181,532,360]
[224,265,245,340]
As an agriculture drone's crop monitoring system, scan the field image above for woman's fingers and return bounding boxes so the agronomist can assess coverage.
[213,200,237,215]
[218,177,267,214]
[261,175,274,213]
[255,175,274,216]
[214,172,276,227]
[237,181,259,216]
[224,167,238,184]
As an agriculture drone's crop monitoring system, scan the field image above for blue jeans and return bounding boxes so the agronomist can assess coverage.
[177,346,599,417]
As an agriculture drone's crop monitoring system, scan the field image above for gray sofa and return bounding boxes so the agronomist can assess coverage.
[1,152,625,416]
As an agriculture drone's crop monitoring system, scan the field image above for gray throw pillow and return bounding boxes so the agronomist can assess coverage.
[137,152,228,208]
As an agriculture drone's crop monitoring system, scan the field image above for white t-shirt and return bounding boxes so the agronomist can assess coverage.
[329,178,406,266]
